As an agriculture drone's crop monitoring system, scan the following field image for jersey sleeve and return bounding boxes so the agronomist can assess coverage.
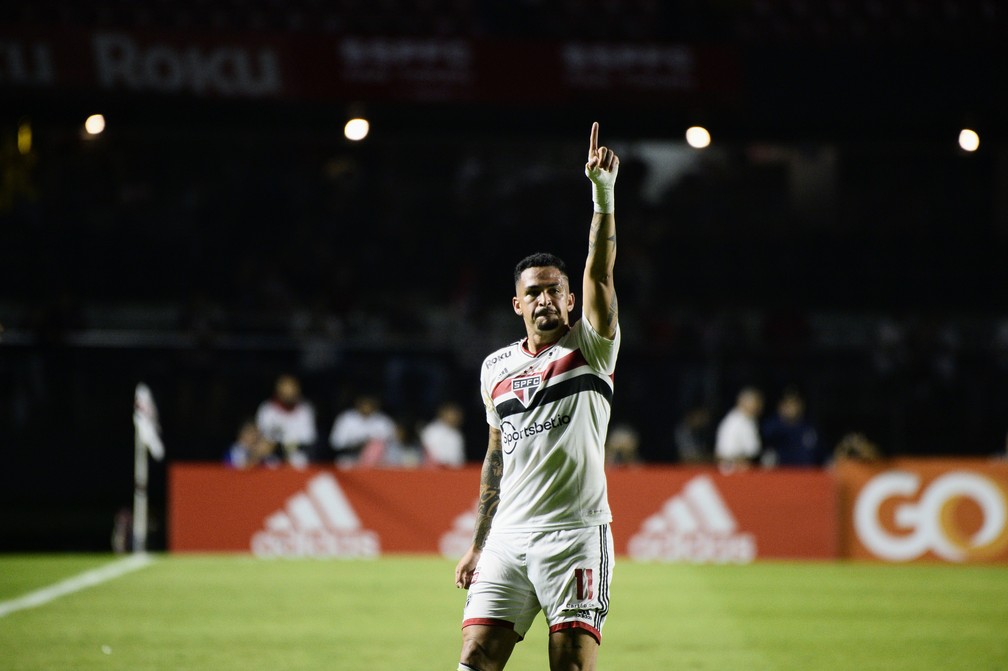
[575,317,621,375]
[479,365,503,429]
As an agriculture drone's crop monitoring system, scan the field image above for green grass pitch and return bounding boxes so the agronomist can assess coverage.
[2,554,1006,670]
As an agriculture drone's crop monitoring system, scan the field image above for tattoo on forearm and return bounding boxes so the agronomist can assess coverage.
[472,434,503,550]
[588,221,600,253]
[588,221,617,256]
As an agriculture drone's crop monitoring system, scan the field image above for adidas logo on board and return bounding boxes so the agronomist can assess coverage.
[251,473,380,558]
[439,501,478,559]
[627,475,756,564]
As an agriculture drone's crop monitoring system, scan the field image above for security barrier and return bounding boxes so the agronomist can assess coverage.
[169,460,1008,563]
[168,465,836,562]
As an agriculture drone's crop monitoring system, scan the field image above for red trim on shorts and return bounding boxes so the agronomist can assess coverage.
[462,617,515,631]
[549,621,602,644]
[462,618,524,642]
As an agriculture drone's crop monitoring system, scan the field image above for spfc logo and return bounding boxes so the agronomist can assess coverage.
[511,373,543,407]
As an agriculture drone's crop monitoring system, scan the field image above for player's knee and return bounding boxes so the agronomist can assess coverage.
[460,623,518,671]
[550,656,594,671]
[549,651,596,671]
[459,636,492,670]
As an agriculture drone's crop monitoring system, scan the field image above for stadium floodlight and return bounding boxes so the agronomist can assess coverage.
[685,126,711,149]
[958,128,980,152]
[84,114,106,136]
[344,117,370,141]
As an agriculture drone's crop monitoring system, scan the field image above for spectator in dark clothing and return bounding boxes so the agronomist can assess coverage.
[673,405,714,464]
[761,389,824,467]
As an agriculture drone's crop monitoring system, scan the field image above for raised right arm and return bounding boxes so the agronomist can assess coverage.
[583,121,619,339]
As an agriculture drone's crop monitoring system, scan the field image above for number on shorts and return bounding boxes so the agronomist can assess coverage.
[574,568,594,601]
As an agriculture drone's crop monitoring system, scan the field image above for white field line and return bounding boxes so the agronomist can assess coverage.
[0,553,155,618]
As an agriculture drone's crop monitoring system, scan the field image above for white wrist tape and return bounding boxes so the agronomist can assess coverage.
[586,164,618,214]
[591,182,614,213]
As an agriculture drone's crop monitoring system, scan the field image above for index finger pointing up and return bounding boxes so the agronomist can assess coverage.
[589,122,599,158]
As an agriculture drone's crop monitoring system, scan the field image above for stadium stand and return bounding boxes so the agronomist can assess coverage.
[1,0,1006,550]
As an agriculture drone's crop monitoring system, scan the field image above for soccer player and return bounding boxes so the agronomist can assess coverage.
[453,122,620,671]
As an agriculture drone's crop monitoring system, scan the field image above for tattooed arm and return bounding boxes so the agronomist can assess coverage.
[583,122,619,339]
[454,426,503,589]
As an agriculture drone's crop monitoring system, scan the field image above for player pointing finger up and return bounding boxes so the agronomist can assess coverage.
[586,121,619,175]
[455,122,622,671]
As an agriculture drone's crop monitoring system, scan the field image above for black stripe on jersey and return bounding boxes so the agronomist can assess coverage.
[495,373,613,421]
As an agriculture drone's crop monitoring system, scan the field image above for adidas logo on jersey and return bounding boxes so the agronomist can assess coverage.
[251,473,380,558]
[627,475,756,564]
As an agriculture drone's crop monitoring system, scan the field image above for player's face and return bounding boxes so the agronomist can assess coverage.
[513,266,575,335]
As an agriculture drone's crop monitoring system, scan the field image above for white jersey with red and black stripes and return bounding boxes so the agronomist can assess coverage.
[479,316,620,532]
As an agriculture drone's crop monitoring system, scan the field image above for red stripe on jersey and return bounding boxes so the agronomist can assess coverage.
[490,348,591,400]
[491,377,512,400]
[549,348,589,377]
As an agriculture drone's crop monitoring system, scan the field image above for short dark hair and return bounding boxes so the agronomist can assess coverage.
[513,252,568,285]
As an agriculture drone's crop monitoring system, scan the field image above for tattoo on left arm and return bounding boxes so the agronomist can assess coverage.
[472,431,503,550]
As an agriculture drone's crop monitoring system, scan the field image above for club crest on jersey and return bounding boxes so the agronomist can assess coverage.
[511,373,544,407]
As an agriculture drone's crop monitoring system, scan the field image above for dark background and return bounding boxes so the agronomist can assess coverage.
[2,1,1007,551]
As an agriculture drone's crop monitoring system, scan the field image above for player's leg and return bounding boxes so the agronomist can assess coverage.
[531,524,615,671]
[458,624,520,671]
[547,627,600,671]
[458,530,540,671]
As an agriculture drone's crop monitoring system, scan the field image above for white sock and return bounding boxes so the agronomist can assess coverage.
[458,663,481,671]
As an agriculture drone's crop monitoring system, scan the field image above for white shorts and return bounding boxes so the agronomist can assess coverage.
[462,525,613,643]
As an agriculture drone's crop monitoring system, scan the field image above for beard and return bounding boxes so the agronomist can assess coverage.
[534,307,563,332]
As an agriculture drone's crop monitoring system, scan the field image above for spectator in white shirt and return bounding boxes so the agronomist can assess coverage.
[420,402,466,468]
[255,374,317,468]
[329,394,397,467]
[714,387,764,471]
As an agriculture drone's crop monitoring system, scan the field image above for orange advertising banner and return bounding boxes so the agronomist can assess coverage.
[169,464,837,562]
[836,459,1008,563]
[168,465,480,557]
[608,467,837,562]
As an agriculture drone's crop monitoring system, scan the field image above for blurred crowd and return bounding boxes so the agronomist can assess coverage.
[225,373,466,470]
[2,95,1007,467]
